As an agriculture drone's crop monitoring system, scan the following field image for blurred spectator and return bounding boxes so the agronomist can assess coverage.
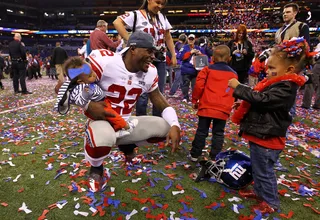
[228,24,254,84]
[178,34,202,102]
[113,0,177,116]
[78,38,89,58]
[168,33,187,97]
[90,20,120,51]
[275,3,310,45]
[0,51,4,89]
[52,42,68,82]
[301,39,320,109]
[9,33,31,94]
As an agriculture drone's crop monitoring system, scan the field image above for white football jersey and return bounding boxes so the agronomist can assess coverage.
[88,49,159,120]
[118,10,172,49]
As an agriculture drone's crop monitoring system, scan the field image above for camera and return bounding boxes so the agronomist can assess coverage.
[154,46,166,62]
[258,48,272,62]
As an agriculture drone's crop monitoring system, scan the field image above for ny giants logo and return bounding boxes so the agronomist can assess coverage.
[229,163,246,180]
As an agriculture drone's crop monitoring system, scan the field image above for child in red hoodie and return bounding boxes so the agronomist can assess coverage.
[190,45,238,161]
[228,38,314,214]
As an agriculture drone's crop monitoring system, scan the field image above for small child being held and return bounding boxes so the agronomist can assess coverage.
[228,38,314,214]
[54,57,137,138]
[189,45,238,161]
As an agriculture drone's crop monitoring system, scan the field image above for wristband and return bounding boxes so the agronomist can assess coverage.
[161,107,180,129]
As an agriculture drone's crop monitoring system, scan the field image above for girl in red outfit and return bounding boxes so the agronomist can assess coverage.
[228,38,314,214]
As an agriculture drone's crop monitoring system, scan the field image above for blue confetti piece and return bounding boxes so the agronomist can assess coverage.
[118,210,130,215]
[149,178,156,187]
[153,178,163,183]
[164,180,173,191]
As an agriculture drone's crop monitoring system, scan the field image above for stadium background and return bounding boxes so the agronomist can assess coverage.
[0,0,319,58]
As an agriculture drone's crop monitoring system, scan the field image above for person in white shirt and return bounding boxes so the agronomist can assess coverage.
[77,38,88,58]
[55,31,181,193]
[113,0,177,117]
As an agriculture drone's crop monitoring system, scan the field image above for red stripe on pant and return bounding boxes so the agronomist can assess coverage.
[85,142,112,158]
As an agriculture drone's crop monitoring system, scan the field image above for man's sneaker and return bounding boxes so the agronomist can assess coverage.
[251,201,276,214]
[188,154,198,162]
[88,165,107,193]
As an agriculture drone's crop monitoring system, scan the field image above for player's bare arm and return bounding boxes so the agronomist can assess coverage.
[149,88,170,111]
[149,88,181,153]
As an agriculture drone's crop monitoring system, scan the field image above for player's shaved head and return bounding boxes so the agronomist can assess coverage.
[213,45,231,62]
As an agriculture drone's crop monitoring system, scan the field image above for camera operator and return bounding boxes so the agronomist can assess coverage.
[113,0,176,116]
[178,34,202,102]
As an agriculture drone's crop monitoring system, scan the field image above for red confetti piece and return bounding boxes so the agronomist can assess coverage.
[146,213,157,219]
[38,209,49,220]
[217,190,226,200]
[125,188,138,195]
[185,196,194,201]
[176,184,184,191]
[303,204,320,214]
[132,197,148,204]
[205,202,217,209]
[97,206,105,217]
[238,214,254,220]
[278,189,288,196]
[279,210,294,219]
[162,204,169,210]
[1,202,8,207]
[17,188,24,193]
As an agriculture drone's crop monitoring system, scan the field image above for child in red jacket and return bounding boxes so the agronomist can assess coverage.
[190,45,238,161]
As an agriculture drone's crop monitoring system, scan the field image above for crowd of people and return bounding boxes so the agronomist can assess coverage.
[0,0,319,216]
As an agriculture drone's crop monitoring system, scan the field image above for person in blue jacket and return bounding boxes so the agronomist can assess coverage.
[178,34,202,102]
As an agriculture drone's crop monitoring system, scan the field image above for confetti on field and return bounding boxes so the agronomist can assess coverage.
[0,79,319,219]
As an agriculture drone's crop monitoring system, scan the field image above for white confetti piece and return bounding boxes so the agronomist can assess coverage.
[232,204,239,214]
[110,187,115,196]
[57,202,68,209]
[18,202,32,214]
[126,209,138,220]
[30,174,34,179]
[172,190,184,195]
[228,197,242,202]
[75,203,80,209]
[13,174,21,182]
[132,178,141,183]
[89,207,97,213]
[7,161,16,167]
[74,210,89,216]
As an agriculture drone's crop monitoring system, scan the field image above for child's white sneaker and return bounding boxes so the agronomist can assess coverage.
[115,119,138,138]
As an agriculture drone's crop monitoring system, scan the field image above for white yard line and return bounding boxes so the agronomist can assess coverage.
[0,99,55,115]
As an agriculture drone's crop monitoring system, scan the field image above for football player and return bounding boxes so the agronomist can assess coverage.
[56,31,181,192]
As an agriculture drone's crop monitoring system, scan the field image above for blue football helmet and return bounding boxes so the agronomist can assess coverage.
[196,150,253,190]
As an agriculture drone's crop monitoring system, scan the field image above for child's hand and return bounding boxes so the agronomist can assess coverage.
[228,78,240,89]
[232,101,241,109]
[192,103,198,110]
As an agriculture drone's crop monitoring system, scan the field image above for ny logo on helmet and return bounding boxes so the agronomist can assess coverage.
[228,163,246,180]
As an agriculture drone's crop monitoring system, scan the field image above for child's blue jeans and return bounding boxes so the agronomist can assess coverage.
[249,141,282,209]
